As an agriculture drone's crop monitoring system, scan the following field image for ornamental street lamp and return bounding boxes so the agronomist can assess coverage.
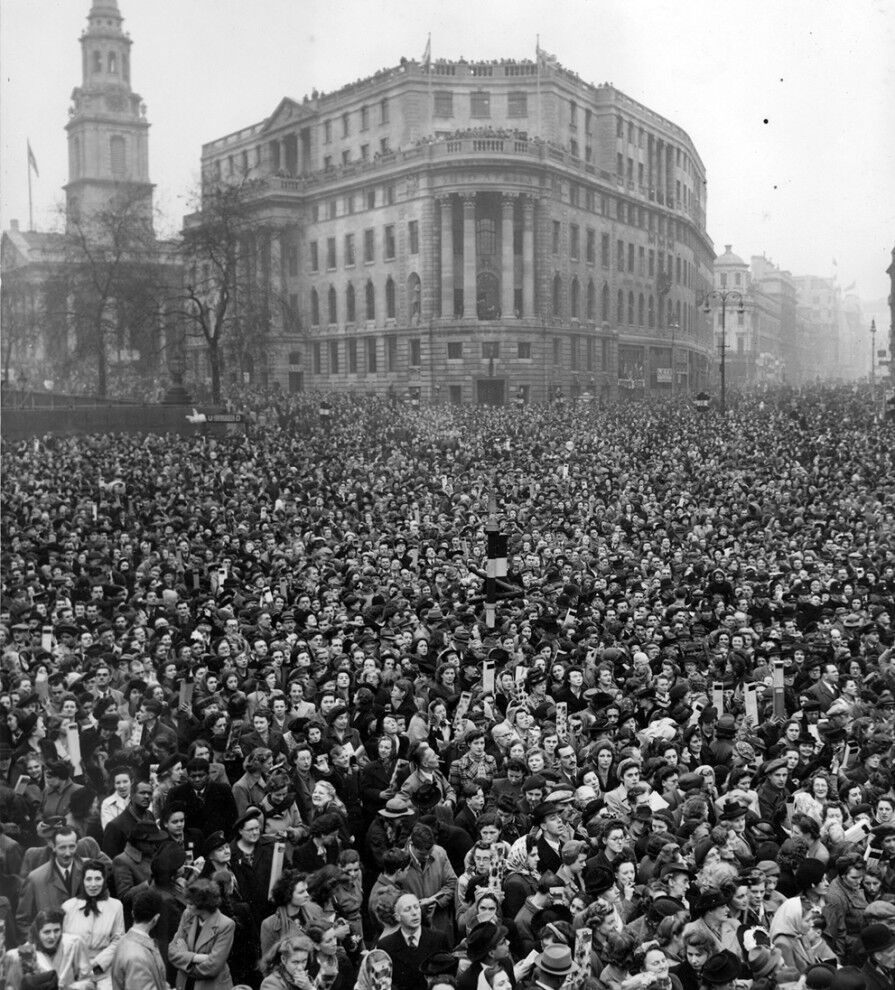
[702,290,745,414]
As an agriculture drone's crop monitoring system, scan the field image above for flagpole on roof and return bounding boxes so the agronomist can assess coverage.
[536,36,541,141]
[28,141,33,231]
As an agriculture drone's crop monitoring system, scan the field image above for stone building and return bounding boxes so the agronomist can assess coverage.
[189,55,715,403]
[1,0,180,395]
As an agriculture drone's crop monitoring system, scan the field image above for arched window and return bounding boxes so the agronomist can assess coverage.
[407,273,421,325]
[587,280,596,321]
[616,290,624,324]
[108,51,117,73]
[570,278,580,320]
[122,53,130,83]
[553,274,562,317]
[667,299,673,327]
[638,293,645,327]
[476,217,497,258]
[93,51,102,72]
[648,294,655,328]
[602,283,610,321]
[110,136,126,178]
[628,291,635,325]
[328,285,337,324]
[675,300,681,325]
[310,288,320,326]
[365,280,375,321]
[346,283,356,323]
[385,277,396,319]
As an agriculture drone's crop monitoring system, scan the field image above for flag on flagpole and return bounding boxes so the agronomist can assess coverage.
[536,40,558,68]
[27,140,39,177]
[421,34,431,70]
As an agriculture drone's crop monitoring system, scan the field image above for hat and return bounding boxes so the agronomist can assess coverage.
[584,864,614,897]
[546,785,575,804]
[827,967,869,990]
[536,945,574,977]
[130,824,167,845]
[720,801,749,821]
[678,772,704,792]
[531,801,563,824]
[803,964,836,990]
[379,796,415,818]
[762,758,788,776]
[496,793,519,814]
[418,954,457,977]
[693,887,729,916]
[36,816,66,838]
[699,951,741,985]
[631,806,653,824]
[201,830,228,857]
[756,860,781,877]
[748,946,784,979]
[865,899,895,922]
[465,921,508,963]
[860,921,895,954]
[232,806,265,834]
[98,713,120,730]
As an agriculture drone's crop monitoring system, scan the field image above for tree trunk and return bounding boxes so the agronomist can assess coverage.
[96,316,108,398]
[209,338,222,404]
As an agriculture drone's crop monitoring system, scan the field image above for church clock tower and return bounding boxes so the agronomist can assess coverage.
[65,0,154,230]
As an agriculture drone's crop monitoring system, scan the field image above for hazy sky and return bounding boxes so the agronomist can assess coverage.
[2,0,894,310]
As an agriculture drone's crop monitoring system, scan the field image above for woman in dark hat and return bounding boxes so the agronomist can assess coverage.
[682,888,741,961]
[858,921,895,990]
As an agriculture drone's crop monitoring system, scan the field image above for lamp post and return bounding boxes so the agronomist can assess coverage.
[669,321,679,399]
[702,289,744,414]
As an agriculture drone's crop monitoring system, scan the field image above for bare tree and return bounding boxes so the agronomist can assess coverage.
[62,187,172,397]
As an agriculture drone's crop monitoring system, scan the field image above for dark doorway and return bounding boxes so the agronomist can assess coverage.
[476,378,505,406]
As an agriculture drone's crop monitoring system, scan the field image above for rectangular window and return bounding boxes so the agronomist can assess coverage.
[344,233,355,267]
[408,220,419,255]
[385,225,396,260]
[553,337,561,364]
[601,233,610,268]
[348,339,358,373]
[409,338,421,367]
[434,91,453,117]
[553,221,561,254]
[447,342,463,360]
[342,112,350,137]
[366,337,378,372]
[324,120,332,144]
[364,229,375,263]
[482,342,499,359]
[586,229,596,264]
[570,335,579,369]
[287,243,299,277]
[449,385,462,404]
[507,91,528,117]
[649,249,655,276]
[366,188,375,209]
[586,337,594,371]
[341,150,350,165]
[616,152,624,177]
[380,98,389,124]
[312,204,320,222]
[312,342,322,373]
[517,342,531,359]
[617,239,624,271]
[639,246,645,276]
[570,224,580,261]
[627,243,634,272]
[385,184,395,205]
[346,194,355,215]
[360,144,369,160]
[328,199,337,220]
[471,91,491,118]
[569,183,579,207]
[361,106,369,130]
[329,341,339,373]
[386,335,397,371]
[380,137,390,154]
[326,237,336,270]
[310,242,319,272]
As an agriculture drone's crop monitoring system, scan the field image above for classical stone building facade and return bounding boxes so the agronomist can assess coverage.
[191,56,715,403]
[1,0,179,394]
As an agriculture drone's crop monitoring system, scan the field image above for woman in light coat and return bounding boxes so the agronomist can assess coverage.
[62,860,125,990]
[168,878,236,990]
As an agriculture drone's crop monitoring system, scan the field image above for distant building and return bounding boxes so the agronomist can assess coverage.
[1,0,180,395]
[188,54,715,403]
[792,274,843,381]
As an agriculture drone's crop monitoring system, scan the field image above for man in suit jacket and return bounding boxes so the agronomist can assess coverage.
[111,888,168,990]
[807,664,840,713]
[165,758,238,838]
[102,778,158,857]
[17,824,84,932]
[378,893,452,990]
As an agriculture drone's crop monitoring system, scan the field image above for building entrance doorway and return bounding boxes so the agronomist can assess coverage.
[476,378,505,406]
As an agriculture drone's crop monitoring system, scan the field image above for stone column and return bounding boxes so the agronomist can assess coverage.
[439,195,453,318]
[461,192,477,319]
[501,194,516,318]
[269,229,284,333]
[522,196,535,318]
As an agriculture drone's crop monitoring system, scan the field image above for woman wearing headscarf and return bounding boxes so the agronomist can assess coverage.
[61,860,125,990]
[501,835,540,922]
[768,896,838,974]
[354,949,392,990]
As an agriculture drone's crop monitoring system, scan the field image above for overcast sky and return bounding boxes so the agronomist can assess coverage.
[2,0,894,310]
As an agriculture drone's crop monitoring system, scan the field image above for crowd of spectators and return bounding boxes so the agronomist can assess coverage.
[1,384,894,990]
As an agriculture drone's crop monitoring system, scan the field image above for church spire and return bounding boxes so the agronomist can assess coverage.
[65,0,153,229]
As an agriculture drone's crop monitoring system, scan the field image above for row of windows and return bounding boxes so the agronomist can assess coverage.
[310,333,412,375]
[309,277,406,325]
[322,137,390,169]
[308,222,418,272]
[323,99,389,143]
[546,276,695,332]
[310,185,397,223]
[615,116,698,181]
[432,90,529,119]
[90,48,129,81]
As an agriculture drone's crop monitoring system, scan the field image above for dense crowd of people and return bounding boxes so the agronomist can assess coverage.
[1,384,894,990]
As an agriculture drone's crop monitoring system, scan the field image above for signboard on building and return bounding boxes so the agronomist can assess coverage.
[656,368,672,383]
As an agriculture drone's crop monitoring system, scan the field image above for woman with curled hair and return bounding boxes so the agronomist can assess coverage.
[620,942,682,990]
[4,908,92,990]
[168,878,236,990]
[670,929,714,990]
[61,860,124,990]
[260,872,312,957]
[304,922,355,990]
[259,935,316,990]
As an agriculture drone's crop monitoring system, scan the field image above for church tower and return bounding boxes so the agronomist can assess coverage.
[64,0,153,230]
